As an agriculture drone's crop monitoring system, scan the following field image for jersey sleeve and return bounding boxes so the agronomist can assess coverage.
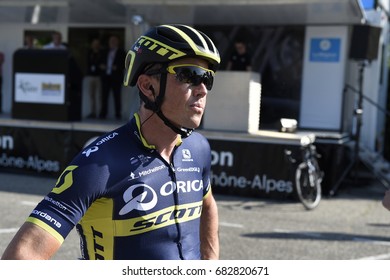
[27,161,110,243]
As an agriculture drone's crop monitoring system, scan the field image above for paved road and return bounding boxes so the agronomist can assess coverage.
[0,170,389,260]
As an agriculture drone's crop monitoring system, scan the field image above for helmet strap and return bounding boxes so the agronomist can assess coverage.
[139,71,194,138]
[156,110,194,138]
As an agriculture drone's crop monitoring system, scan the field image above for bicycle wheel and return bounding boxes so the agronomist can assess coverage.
[295,161,322,210]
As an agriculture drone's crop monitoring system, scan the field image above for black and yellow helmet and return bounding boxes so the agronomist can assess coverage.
[123,24,220,87]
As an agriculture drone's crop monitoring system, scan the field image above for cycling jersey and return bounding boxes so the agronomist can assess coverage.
[27,113,212,260]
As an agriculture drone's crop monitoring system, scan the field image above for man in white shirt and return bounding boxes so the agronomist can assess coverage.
[43,31,67,50]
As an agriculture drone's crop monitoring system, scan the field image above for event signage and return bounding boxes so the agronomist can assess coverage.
[0,125,303,200]
[14,72,65,104]
[207,139,298,199]
[309,38,341,63]
[0,127,64,174]
[361,0,376,9]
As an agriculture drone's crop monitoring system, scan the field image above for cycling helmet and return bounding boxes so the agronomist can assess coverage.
[123,24,220,138]
[123,24,220,87]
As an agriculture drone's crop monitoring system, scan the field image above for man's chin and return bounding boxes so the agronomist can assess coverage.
[189,119,202,129]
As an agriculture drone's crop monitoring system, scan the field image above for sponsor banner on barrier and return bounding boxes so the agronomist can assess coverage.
[208,139,300,199]
[0,126,72,176]
[0,124,302,199]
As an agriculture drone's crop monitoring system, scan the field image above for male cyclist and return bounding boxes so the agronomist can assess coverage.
[2,24,220,260]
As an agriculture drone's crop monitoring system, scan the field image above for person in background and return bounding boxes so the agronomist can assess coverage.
[1,24,220,260]
[84,38,103,119]
[43,31,67,50]
[24,34,36,49]
[98,35,126,120]
[226,39,252,71]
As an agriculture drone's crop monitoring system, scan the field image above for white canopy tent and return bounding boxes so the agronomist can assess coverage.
[0,0,366,25]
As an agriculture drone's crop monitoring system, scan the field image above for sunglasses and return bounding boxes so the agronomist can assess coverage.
[148,64,215,90]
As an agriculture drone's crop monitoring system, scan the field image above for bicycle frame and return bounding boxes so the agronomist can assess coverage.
[285,134,323,210]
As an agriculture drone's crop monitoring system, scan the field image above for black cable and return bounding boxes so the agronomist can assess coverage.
[345,84,390,117]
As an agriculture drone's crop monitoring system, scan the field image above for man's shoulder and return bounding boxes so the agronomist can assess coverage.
[186,131,209,146]
[85,122,131,146]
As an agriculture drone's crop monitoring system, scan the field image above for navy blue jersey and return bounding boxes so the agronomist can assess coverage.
[27,113,212,260]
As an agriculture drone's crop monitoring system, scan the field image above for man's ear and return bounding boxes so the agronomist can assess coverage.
[137,75,156,99]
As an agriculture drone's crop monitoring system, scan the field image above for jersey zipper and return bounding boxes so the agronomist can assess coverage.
[168,160,185,260]
[154,148,185,260]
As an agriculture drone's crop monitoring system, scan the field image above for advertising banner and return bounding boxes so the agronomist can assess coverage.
[0,126,69,176]
[208,139,300,200]
[14,73,65,104]
[309,38,341,63]
[0,124,303,200]
[0,123,349,198]
[12,49,82,122]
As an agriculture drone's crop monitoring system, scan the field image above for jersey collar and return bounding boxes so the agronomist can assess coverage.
[133,113,183,149]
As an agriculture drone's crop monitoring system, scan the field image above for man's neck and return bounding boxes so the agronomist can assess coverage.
[138,111,180,162]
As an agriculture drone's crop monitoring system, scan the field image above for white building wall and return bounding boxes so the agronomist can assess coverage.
[360,59,382,151]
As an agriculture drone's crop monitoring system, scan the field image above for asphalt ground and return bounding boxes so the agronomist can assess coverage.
[0,168,389,260]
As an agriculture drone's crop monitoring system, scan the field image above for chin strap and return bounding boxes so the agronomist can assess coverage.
[156,110,194,138]
[139,71,194,138]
